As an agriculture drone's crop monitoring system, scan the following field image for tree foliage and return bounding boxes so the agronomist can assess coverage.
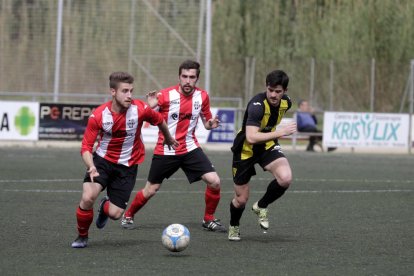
[0,0,413,111]
[211,0,414,111]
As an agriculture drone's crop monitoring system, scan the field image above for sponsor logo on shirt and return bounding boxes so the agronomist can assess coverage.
[110,130,135,138]
[171,113,198,121]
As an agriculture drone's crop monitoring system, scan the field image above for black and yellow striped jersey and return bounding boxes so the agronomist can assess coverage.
[231,92,292,160]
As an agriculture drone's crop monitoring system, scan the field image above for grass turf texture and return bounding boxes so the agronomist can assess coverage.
[0,147,413,275]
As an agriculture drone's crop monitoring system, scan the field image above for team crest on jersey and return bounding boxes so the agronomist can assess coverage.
[127,119,136,129]
[171,113,178,120]
[194,101,200,110]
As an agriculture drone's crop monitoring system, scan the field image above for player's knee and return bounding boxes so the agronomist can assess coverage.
[144,184,160,198]
[80,193,97,209]
[208,180,220,190]
[278,175,292,188]
[235,194,248,207]
[109,209,123,220]
[207,175,221,190]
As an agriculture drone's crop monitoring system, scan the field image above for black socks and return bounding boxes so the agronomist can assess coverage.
[229,201,245,226]
[257,179,287,208]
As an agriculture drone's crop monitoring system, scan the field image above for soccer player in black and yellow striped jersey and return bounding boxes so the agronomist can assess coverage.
[228,70,297,241]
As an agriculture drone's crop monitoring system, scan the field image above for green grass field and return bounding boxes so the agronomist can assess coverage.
[0,146,413,275]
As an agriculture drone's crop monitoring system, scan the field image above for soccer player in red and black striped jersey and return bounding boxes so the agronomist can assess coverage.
[122,60,226,232]
[71,72,178,248]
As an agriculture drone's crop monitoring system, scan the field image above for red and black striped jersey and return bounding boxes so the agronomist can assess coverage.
[154,85,212,155]
[81,100,163,166]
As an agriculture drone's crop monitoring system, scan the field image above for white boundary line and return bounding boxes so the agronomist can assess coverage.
[3,189,413,194]
[1,177,413,194]
[1,177,414,184]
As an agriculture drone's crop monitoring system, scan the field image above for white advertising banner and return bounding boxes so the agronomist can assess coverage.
[323,112,409,148]
[0,101,40,141]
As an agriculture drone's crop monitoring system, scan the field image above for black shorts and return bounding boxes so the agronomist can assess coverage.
[83,153,138,209]
[147,148,215,184]
[232,145,286,185]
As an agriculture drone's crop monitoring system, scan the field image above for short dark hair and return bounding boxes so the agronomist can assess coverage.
[109,72,134,89]
[179,60,201,78]
[266,70,289,89]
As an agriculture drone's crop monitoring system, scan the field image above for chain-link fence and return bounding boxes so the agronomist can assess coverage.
[212,57,411,113]
[0,0,412,114]
[0,0,208,101]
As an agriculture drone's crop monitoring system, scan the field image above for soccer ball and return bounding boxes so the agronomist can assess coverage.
[161,223,190,252]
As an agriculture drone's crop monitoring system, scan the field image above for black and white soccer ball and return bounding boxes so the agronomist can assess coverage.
[161,223,190,252]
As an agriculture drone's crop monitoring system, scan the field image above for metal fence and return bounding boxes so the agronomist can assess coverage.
[0,0,413,114]
[0,0,211,101]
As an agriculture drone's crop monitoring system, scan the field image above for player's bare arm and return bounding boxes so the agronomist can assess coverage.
[158,121,179,149]
[146,90,159,108]
[245,122,297,144]
[81,151,99,182]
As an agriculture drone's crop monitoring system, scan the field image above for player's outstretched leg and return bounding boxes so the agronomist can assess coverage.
[252,179,288,230]
[121,189,149,229]
[229,201,244,241]
[71,206,93,248]
[202,186,226,232]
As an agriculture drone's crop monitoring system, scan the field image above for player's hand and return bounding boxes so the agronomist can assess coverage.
[282,122,297,136]
[163,136,179,150]
[146,90,159,108]
[87,166,99,183]
[207,115,221,129]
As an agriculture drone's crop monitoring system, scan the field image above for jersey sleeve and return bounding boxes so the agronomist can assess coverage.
[200,93,213,122]
[81,114,100,155]
[245,102,263,127]
[155,91,163,111]
[143,104,163,126]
